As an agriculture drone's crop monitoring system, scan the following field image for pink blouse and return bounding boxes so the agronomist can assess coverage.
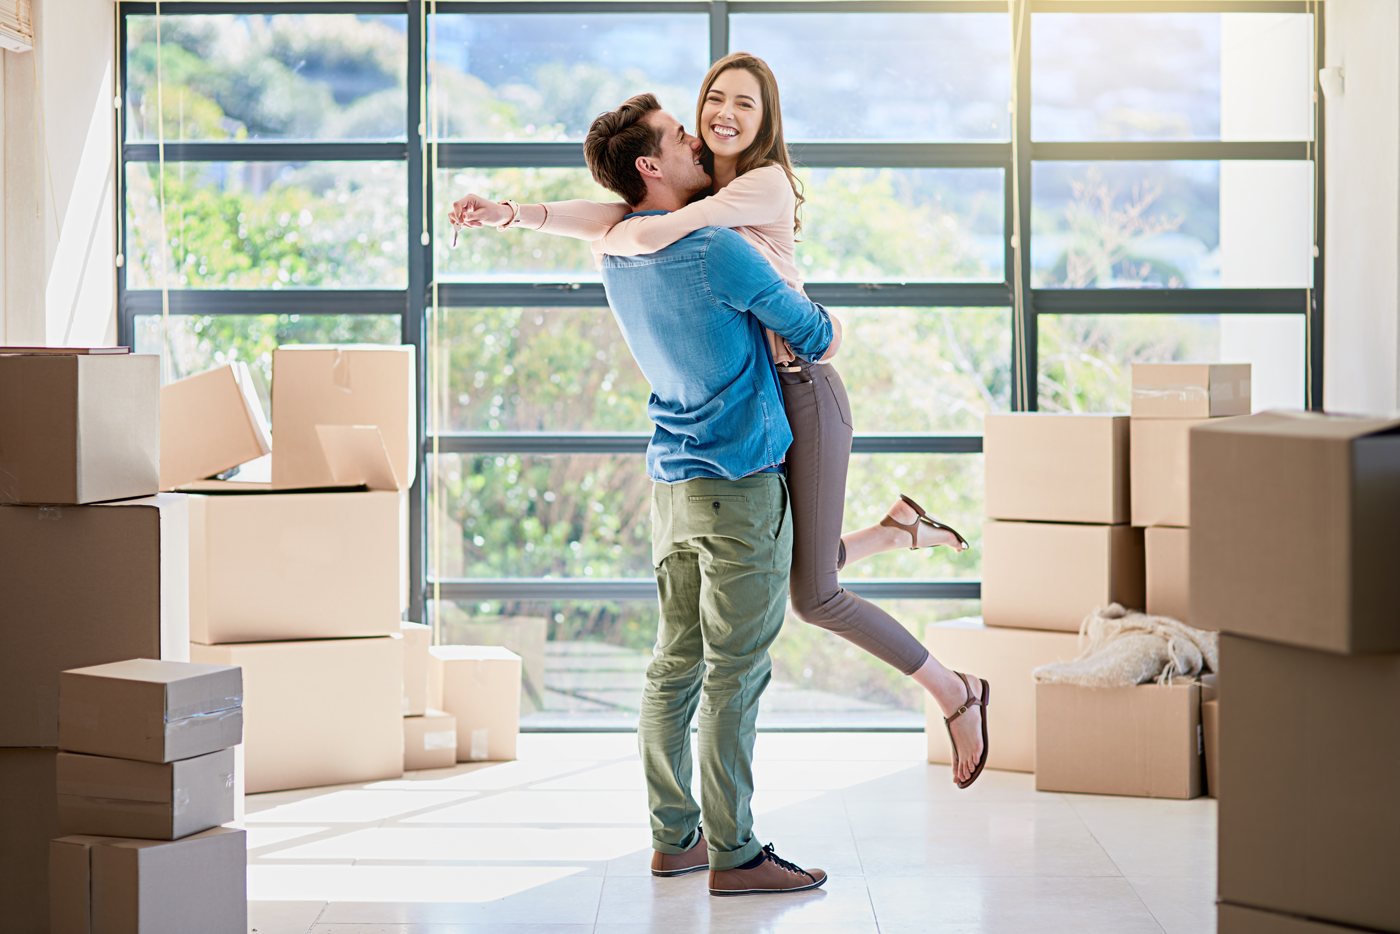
[509,165,803,361]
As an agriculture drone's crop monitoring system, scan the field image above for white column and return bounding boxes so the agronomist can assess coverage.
[1,0,117,349]
[1322,0,1400,415]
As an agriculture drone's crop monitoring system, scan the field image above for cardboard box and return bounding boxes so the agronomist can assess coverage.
[1034,681,1203,799]
[271,345,415,491]
[189,490,406,644]
[0,351,159,504]
[1191,411,1400,653]
[1218,634,1400,931]
[1145,526,1191,623]
[1129,417,1208,527]
[923,619,1080,772]
[50,827,246,934]
[431,646,522,761]
[59,658,242,763]
[0,494,190,747]
[159,362,271,491]
[439,614,548,715]
[982,521,1144,632]
[1217,903,1358,934]
[401,622,431,716]
[1131,362,1251,418]
[57,748,234,841]
[984,413,1129,524]
[1201,699,1218,799]
[191,637,403,793]
[0,748,59,932]
[404,709,457,771]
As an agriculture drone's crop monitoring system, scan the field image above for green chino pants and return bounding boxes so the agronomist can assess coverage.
[639,473,792,871]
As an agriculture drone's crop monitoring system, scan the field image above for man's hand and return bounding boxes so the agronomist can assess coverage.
[449,193,512,229]
[819,313,843,363]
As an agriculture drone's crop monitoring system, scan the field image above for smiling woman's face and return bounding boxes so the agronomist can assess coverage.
[700,67,764,161]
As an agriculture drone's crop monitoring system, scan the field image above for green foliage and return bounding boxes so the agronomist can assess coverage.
[127,163,407,290]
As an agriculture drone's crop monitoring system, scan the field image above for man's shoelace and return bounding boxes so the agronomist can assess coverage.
[761,843,808,877]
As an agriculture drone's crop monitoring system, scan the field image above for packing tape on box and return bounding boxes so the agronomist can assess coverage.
[1132,386,1211,404]
[470,729,489,760]
[167,707,245,745]
[423,730,456,752]
[167,696,243,722]
[332,348,352,391]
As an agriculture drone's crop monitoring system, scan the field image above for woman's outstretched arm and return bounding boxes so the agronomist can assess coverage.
[595,164,792,256]
[449,193,629,241]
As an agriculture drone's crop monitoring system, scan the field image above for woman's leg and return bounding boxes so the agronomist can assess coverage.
[779,363,984,782]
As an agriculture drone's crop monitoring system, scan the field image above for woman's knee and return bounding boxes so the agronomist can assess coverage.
[788,579,842,627]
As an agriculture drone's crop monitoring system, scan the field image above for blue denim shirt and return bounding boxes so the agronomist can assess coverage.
[601,217,834,483]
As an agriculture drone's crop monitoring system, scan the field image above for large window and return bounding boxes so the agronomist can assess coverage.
[118,1,1324,731]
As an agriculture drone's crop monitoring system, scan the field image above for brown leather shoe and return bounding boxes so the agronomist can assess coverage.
[708,844,827,896]
[651,830,708,877]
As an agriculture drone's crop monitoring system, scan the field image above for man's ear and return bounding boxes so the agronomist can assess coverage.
[635,154,663,180]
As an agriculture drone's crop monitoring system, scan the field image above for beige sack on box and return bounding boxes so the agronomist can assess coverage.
[1033,604,1218,688]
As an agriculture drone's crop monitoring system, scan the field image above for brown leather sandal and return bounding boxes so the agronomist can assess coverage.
[880,493,970,552]
[944,672,990,789]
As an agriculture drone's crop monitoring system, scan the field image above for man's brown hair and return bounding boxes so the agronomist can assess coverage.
[583,93,664,206]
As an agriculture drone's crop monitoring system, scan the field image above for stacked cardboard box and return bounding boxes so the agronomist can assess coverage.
[50,659,247,933]
[1192,412,1400,933]
[401,622,458,770]
[977,410,1207,798]
[934,414,1137,776]
[1130,363,1250,623]
[429,646,523,762]
[183,345,416,793]
[0,349,191,930]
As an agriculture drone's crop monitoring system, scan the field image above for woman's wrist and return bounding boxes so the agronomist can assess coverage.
[495,199,523,230]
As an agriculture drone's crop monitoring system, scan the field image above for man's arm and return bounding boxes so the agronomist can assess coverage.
[703,229,835,363]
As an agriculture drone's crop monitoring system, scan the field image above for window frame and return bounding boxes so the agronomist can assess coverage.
[114,0,1326,629]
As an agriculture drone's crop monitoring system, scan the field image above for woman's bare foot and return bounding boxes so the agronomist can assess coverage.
[912,657,985,785]
[839,497,966,567]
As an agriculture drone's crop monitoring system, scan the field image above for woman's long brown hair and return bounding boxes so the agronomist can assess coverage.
[695,52,805,235]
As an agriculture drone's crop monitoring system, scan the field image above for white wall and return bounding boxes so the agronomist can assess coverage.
[2,0,116,348]
[1323,0,1400,415]
[1219,13,1312,411]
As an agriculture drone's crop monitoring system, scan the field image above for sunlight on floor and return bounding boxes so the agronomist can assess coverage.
[244,732,1217,934]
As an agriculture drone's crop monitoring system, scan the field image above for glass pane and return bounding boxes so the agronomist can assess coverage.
[126,15,407,141]
[429,453,654,580]
[840,454,983,583]
[428,14,709,141]
[833,308,1009,433]
[433,307,649,434]
[797,169,1005,282]
[1031,161,1312,289]
[125,162,408,289]
[433,597,973,729]
[729,13,1010,141]
[1038,313,1305,412]
[1032,13,1313,142]
[435,169,615,281]
[133,313,402,409]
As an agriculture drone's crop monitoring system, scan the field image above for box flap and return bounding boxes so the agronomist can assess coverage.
[315,424,400,491]
[431,645,522,662]
[1193,409,1400,441]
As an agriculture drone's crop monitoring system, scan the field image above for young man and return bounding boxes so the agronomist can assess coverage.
[451,95,837,894]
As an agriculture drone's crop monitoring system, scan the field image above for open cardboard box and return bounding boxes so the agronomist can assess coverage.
[160,362,271,491]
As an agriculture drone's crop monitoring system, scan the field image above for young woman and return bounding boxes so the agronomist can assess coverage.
[449,53,990,788]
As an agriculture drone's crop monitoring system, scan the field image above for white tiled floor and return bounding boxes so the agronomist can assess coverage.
[244,733,1216,934]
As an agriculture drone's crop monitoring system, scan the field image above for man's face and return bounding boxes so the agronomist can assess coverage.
[644,110,710,200]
